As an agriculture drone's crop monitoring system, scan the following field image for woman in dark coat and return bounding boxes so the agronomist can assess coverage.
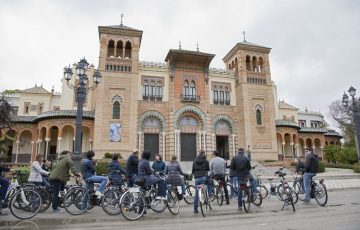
[165,155,189,195]
[137,150,167,199]
[109,153,127,186]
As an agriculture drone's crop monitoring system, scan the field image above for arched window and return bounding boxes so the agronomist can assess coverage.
[183,80,189,96]
[213,89,219,104]
[259,57,264,72]
[116,40,123,58]
[246,55,251,71]
[190,81,196,98]
[143,80,149,97]
[256,109,262,125]
[225,91,230,104]
[107,40,115,57]
[252,56,257,72]
[157,81,162,99]
[150,81,156,99]
[125,41,131,58]
[113,101,120,119]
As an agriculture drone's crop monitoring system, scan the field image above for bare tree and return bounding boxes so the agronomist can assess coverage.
[328,99,355,143]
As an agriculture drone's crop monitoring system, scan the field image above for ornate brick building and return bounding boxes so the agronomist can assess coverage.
[1,22,341,163]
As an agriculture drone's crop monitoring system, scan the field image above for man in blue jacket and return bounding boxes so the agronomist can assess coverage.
[82,151,108,197]
[126,149,139,187]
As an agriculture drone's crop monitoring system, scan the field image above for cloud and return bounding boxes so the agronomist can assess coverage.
[0,0,359,127]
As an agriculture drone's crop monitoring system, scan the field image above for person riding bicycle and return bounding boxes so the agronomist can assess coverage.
[137,150,167,200]
[165,155,189,197]
[230,148,258,211]
[126,149,139,187]
[210,150,230,205]
[109,153,127,186]
[28,154,50,187]
[0,165,10,215]
[192,150,210,214]
[82,150,109,197]
[41,159,50,187]
[152,154,166,176]
[303,149,319,204]
[49,150,80,213]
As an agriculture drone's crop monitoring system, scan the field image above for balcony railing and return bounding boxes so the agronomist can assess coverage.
[181,94,200,103]
[213,99,231,105]
[105,57,132,72]
[142,94,162,101]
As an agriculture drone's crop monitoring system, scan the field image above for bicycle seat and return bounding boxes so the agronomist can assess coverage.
[278,173,286,177]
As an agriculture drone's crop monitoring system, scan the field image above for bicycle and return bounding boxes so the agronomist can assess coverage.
[254,168,268,200]
[275,168,298,205]
[183,175,196,205]
[101,178,128,215]
[165,184,181,215]
[2,170,42,219]
[236,177,262,212]
[197,182,212,217]
[294,173,328,206]
[119,183,167,221]
[211,175,229,206]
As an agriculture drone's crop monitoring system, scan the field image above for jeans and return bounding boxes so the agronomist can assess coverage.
[194,176,211,211]
[50,179,64,211]
[0,177,10,202]
[42,177,51,188]
[128,174,137,187]
[229,176,237,197]
[155,179,167,197]
[181,184,186,194]
[85,175,108,193]
[303,172,316,202]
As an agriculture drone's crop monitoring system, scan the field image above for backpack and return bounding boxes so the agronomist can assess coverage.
[313,155,320,173]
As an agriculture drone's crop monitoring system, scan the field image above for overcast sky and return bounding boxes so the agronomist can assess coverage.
[0,0,359,125]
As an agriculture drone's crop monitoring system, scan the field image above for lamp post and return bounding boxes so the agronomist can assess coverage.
[63,58,102,171]
[342,86,360,163]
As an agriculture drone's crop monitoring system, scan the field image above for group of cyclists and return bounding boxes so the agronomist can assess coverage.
[0,146,321,217]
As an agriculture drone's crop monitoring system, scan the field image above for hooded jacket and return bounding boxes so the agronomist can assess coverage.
[49,155,77,183]
[192,155,209,179]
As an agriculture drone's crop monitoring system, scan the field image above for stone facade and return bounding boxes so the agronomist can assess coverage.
[2,22,341,163]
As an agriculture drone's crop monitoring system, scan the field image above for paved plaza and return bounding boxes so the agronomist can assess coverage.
[0,188,359,230]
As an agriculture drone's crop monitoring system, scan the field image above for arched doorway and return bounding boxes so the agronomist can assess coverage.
[284,133,292,158]
[314,138,322,158]
[178,115,201,161]
[138,111,167,161]
[298,138,305,158]
[212,115,236,160]
[48,126,59,160]
[18,130,32,163]
[61,125,75,153]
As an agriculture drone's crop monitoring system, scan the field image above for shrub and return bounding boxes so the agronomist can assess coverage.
[95,159,126,175]
[318,161,325,173]
[264,159,276,163]
[353,163,360,173]
[290,162,296,167]
[336,146,358,165]
[13,166,30,184]
[323,145,340,163]
[324,162,353,169]
[104,152,113,159]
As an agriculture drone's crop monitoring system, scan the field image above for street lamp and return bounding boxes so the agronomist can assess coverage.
[342,86,360,163]
[63,58,102,171]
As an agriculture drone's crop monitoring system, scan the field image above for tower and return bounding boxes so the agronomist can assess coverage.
[223,37,278,160]
[93,21,143,157]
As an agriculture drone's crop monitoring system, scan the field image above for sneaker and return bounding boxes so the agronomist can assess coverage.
[238,207,243,212]
[95,191,104,197]
[226,201,230,205]
[156,196,167,200]
[52,208,63,213]
[194,210,199,214]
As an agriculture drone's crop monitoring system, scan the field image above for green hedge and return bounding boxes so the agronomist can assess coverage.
[12,166,30,184]
[95,159,126,176]
[324,163,354,169]
[318,161,325,173]
[353,164,360,173]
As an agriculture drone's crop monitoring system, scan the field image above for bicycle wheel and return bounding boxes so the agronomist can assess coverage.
[9,188,42,220]
[120,191,146,221]
[64,186,88,215]
[257,185,268,199]
[38,188,52,213]
[166,189,180,215]
[184,185,196,204]
[314,183,328,206]
[242,189,251,213]
[293,180,305,201]
[251,190,262,206]
[149,190,167,213]
[276,184,286,201]
[215,186,224,206]
[287,192,296,212]
[199,188,207,217]
[102,189,122,215]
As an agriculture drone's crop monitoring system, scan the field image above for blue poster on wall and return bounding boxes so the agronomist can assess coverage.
[110,123,121,142]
